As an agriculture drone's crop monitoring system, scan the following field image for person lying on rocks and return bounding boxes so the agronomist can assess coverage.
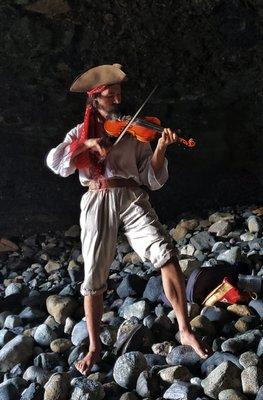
[46,64,211,376]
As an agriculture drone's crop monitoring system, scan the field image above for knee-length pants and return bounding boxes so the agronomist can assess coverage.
[79,186,178,296]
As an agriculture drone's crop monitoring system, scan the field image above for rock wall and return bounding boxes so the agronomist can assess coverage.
[1,0,263,235]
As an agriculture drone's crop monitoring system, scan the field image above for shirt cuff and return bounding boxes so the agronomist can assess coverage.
[148,157,168,190]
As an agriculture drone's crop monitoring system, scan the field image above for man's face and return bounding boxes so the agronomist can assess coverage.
[96,84,121,116]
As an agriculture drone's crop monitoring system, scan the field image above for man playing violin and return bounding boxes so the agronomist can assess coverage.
[46,64,211,377]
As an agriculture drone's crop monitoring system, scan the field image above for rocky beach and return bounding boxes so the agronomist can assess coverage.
[0,205,263,399]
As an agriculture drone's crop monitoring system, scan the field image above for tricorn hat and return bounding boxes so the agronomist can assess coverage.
[70,63,126,93]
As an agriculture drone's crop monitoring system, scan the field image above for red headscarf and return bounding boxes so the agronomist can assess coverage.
[69,84,108,178]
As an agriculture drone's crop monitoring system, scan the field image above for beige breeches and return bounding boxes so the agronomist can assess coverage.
[79,186,178,296]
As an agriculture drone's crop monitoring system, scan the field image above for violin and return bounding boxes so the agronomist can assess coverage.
[104,116,196,148]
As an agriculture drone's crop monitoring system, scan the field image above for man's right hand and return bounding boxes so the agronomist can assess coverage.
[84,138,109,158]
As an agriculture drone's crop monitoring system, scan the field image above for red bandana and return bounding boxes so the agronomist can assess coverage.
[69,85,108,179]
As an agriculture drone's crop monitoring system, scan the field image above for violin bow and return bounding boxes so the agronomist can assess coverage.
[112,84,159,147]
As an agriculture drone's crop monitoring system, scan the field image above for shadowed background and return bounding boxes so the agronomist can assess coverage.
[0,0,263,235]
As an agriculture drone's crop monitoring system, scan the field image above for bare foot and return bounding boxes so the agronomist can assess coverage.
[180,329,212,359]
[75,348,101,376]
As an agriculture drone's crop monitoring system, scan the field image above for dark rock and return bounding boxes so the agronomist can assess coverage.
[201,352,242,376]
[144,353,166,368]
[142,275,163,302]
[136,370,159,398]
[34,352,63,370]
[166,345,202,374]
[0,335,34,372]
[20,382,44,400]
[190,232,216,251]
[116,275,146,298]
[0,381,20,400]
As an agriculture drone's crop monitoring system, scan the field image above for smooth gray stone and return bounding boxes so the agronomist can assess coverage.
[136,370,159,398]
[144,354,166,367]
[257,337,263,356]
[0,381,20,400]
[142,275,163,302]
[19,307,46,322]
[33,324,57,347]
[20,382,44,400]
[201,352,242,376]
[249,299,263,318]
[0,335,34,372]
[5,283,22,297]
[0,312,12,329]
[0,376,27,391]
[71,320,89,346]
[190,231,216,251]
[163,379,202,400]
[34,352,63,370]
[248,238,263,251]
[217,246,241,265]
[4,315,22,329]
[221,329,263,354]
[0,329,16,347]
[166,345,202,373]
[113,351,147,389]
[201,306,231,323]
[68,345,87,366]
[118,297,136,318]
[10,363,27,377]
[116,275,146,298]
[23,366,52,385]
[122,300,151,320]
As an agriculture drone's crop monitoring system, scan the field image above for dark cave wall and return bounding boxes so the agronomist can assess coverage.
[0,0,263,235]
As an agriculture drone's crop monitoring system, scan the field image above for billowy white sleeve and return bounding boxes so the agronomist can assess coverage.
[45,123,83,177]
[136,141,169,190]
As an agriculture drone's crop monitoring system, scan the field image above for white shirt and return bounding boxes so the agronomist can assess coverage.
[46,123,169,191]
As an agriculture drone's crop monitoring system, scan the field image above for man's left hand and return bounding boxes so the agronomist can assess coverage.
[157,128,179,150]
